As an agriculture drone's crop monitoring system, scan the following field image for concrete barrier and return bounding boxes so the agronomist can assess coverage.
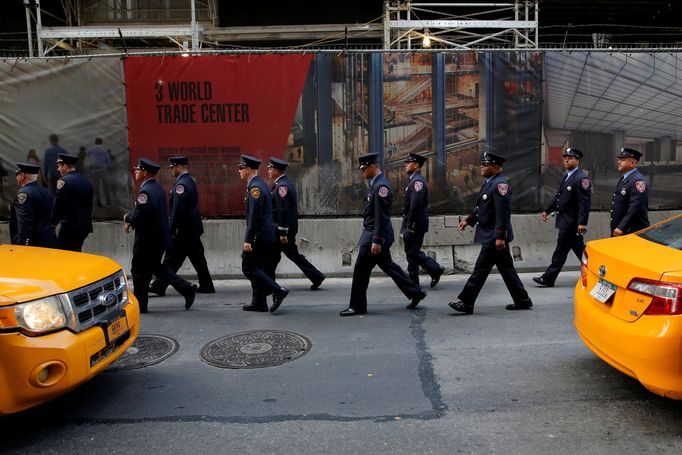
[2,210,679,279]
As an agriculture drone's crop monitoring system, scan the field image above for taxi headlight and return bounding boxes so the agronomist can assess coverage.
[16,296,68,334]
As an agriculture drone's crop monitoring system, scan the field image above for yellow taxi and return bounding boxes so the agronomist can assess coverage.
[575,214,682,399]
[0,244,139,415]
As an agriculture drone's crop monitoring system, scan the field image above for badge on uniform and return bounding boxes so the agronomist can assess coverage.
[581,178,590,190]
[250,187,261,199]
[278,186,288,197]
[175,184,185,195]
[497,183,508,196]
[621,189,627,196]
[137,193,148,204]
[567,186,572,191]
[16,193,27,204]
[635,180,647,193]
[57,179,65,190]
[482,194,488,200]
[378,186,389,198]
[414,181,423,192]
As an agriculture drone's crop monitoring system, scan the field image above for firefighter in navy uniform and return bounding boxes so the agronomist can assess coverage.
[340,153,427,316]
[267,157,326,290]
[400,152,445,288]
[611,148,650,236]
[238,155,289,314]
[533,148,591,287]
[449,152,532,315]
[150,156,215,296]
[52,152,94,252]
[10,162,58,248]
[123,158,196,314]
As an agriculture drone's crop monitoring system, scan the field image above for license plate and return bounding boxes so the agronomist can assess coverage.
[107,315,129,342]
[590,278,616,304]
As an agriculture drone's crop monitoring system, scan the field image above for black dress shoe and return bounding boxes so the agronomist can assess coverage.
[183,285,197,310]
[242,304,268,312]
[448,300,474,315]
[339,307,366,316]
[406,290,427,309]
[149,281,166,297]
[430,266,445,288]
[310,275,325,290]
[270,287,289,313]
[532,276,554,287]
[196,286,216,294]
[505,299,533,311]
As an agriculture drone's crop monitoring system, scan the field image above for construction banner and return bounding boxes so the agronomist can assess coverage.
[123,54,313,215]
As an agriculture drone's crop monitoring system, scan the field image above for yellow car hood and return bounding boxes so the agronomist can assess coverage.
[0,244,122,305]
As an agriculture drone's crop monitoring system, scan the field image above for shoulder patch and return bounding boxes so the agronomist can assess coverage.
[175,184,185,195]
[581,178,590,190]
[497,183,508,196]
[414,181,424,192]
[57,179,65,190]
[635,180,647,193]
[136,193,148,204]
[378,186,389,198]
[278,186,288,198]
[16,192,27,204]
[250,187,261,199]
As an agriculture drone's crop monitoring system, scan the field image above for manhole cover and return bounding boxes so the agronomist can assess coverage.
[105,334,179,372]
[200,330,311,369]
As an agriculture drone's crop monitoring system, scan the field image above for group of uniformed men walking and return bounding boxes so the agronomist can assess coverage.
[8,145,650,316]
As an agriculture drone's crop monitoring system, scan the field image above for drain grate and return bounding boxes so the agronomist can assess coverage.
[200,330,311,369]
[105,334,179,372]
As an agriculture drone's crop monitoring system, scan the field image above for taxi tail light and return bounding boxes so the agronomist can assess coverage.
[580,251,588,288]
[627,278,682,315]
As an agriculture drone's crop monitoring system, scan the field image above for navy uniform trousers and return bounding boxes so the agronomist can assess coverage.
[403,230,442,283]
[458,243,529,305]
[349,242,423,313]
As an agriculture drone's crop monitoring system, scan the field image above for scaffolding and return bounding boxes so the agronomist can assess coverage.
[23,1,538,56]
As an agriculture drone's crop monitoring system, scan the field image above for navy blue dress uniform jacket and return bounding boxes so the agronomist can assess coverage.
[400,171,429,234]
[360,172,394,248]
[10,181,58,247]
[52,171,94,236]
[169,171,203,237]
[245,176,275,245]
[544,168,591,230]
[271,174,298,237]
[611,169,650,234]
[124,178,173,253]
[464,173,514,244]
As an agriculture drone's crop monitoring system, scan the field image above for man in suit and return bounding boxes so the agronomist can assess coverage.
[340,153,427,316]
[52,152,94,252]
[611,148,649,236]
[123,158,196,314]
[533,148,591,287]
[267,157,325,290]
[400,152,445,288]
[239,155,289,314]
[150,156,215,295]
[449,152,532,315]
[10,162,58,248]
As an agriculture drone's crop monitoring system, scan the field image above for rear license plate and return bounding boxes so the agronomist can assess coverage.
[590,278,616,304]
[107,315,129,341]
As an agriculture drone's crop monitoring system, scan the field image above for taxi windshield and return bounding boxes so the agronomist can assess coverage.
[638,216,682,250]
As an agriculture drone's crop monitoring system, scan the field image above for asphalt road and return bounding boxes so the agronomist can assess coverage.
[4,271,682,454]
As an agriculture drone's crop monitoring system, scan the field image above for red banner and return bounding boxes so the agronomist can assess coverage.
[123,54,312,215]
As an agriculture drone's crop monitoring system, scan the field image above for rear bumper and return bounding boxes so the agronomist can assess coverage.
[0,295,140,415]
[574,282,682,399]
